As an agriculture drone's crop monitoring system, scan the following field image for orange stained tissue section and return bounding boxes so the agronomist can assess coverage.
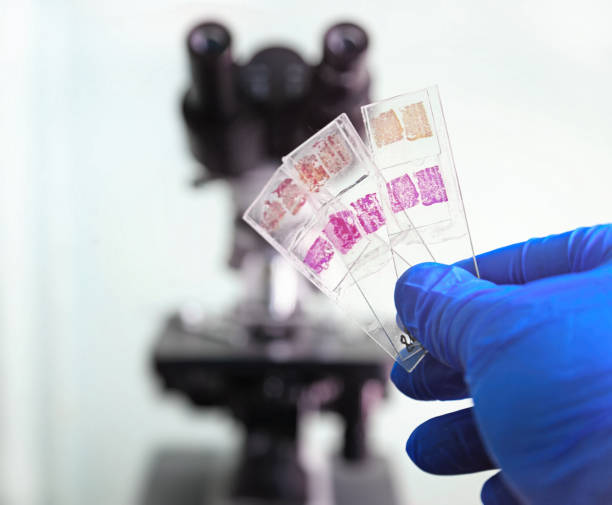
[314,132,353,174]
[273,178,306,215]
[262,200,286,232]
[401,102,433,141]
[371,109,403,148]
[295,154,329,192]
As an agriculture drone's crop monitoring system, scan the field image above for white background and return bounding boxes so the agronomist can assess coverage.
[1,1,611,504]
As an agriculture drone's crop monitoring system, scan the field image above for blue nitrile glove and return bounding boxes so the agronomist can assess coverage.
[391,224,612,505]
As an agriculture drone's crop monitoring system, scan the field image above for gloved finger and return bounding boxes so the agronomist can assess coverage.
[481,472,522,505]
[455,224,612,284]
[395,262,503,370]
[406,407,496,475]
[390,353,469,400]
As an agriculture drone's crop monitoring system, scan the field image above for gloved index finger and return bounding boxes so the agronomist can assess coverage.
[391,354,469,401]
[395,262,502,371]
[455,224,612,285]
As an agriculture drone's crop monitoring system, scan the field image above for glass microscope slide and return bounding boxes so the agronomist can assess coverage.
[244,121,427,371]
[362,86,479,277]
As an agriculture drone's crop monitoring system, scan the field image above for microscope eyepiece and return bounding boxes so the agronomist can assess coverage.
[305,22,371,131]
[188,22,231,57]
[186,22,236,118]
[323,23,369,71]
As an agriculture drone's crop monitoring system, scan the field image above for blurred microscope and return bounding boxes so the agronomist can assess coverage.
[142,21,397,505]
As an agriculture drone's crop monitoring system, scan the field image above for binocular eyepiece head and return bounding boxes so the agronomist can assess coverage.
[182,21,371,178]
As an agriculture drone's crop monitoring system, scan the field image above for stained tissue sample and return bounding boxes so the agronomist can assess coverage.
[350,193,386,234]
[303,236,334,274]
[262,200,286,232]
[314,132,353,174]
[401,102,433,141]
[415,165,448,206]
[371,110,403,148]
[273,178,306,215]
[295,154,329,191]
[386,173,419,213]
[323,210,362,254]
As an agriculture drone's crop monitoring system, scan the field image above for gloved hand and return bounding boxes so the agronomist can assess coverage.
[391,224,612,505]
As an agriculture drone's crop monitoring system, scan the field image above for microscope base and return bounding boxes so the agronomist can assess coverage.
[139,447,397,505]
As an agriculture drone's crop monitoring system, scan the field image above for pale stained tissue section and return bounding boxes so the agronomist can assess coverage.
[272,178,306,215]
[261,200,286,232]
[303,236,334,274]
[401,102,433,141]
[350,193,386,234]
[371,109,403,148]
[314,132,353,174]
[386,173,419,213]
[294,154,329,191]
[415,165,448,206]
[323,210,362,254]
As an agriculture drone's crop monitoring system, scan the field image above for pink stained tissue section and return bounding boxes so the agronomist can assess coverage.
[350,193,386,234]
[262,200,286,232]
[323,210,362,254]
[386,174,419,213]
[273,178,306,215]
[371,109,403,148]
[415,165,448,206]
[314,132,353,174]
[303,236,334,274]
[295,154,329,192]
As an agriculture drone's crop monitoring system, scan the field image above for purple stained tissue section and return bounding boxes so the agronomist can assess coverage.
[386,173,419,213]
[415,165,448,206]
[303,236,334,274]
[350,193,386,234]
[323,210,362,254]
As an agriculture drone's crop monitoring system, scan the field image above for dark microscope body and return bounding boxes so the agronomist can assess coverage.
[145,21,397,505]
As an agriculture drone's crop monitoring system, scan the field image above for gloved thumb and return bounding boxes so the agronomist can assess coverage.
[395,262,503,372]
